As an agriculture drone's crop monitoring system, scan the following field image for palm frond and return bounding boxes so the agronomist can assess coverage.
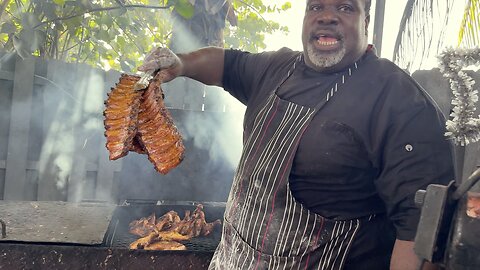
[458,0,480,47]
[393,0,454,72]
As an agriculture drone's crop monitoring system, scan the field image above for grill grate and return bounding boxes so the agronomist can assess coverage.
[104,203,224,252]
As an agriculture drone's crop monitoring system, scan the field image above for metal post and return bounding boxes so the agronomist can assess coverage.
[372,0,386,57]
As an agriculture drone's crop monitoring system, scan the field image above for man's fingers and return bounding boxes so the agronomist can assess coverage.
[139,48,179,72]
[137,62,157,72]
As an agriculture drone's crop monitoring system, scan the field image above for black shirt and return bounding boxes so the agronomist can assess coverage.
[222,47,455,241]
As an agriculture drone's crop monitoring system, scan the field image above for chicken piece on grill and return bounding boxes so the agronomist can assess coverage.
[128,213,157,237]
[129,232,160,249]
[164,204,222,238]
[129,231,190,249]
[129,210,181,237]
[136,72,185,174]
[144,240,186,251]
[157,231,191,241]
[154,210,181,231]
[103,74,143,160]
[128,204,222,250]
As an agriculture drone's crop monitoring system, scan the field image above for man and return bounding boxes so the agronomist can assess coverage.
[139,0,454,269]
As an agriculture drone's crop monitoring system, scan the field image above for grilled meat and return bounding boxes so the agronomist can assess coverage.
[129,231,159,249]
[143,241,186,251]
[168,204,221,238]
[137,73,185,174]
[128,213,157,237]
[129,231,190,250]
[104,74,143,160]
[103,72,184,174]
[128,204,222,250]
[129,210,181,237]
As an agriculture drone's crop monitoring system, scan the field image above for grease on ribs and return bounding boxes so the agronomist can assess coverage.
[128,204,222,250]
[104,74,143,160]
[103,72,184,174]
[137,74,185,174]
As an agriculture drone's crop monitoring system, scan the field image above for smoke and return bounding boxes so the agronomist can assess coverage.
[164,79,244,169]
[0,4,245,204]
[36,61,106,202]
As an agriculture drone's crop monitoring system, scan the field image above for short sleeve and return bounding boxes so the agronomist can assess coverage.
[222,48,298,105]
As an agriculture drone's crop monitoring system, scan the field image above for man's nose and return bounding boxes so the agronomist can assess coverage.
[316,9,339,25]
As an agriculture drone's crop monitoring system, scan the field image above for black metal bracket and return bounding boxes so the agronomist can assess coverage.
[0,219,6,239]
[414,181,457,263]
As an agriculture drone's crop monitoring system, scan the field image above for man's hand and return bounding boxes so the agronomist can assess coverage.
[138,46,224,87]
[391,239,439,270]
[138,47,183,83]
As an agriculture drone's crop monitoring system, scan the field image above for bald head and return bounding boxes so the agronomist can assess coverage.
[304,0,371,15]
[364,0,371,15]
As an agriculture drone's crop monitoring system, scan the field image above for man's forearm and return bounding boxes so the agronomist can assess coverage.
[178,47,225,87]
[391,239,439,270]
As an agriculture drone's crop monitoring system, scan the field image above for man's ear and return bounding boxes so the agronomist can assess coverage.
[365,14,370,36]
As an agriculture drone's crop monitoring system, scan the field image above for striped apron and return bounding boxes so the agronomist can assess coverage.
[209,56,369,270]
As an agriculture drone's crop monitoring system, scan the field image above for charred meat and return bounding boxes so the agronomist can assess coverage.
[104,74,143,160]
[103,72,184,174]
[128,204,222,251]
[137,73,185,174]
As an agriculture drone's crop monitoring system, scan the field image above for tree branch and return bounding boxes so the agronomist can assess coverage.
[33,4,171,30]
[237,0,274,31]
[0,0,11,21]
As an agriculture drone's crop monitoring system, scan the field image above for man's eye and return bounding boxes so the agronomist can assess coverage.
[338,5,354,12]
[309,5,322,11]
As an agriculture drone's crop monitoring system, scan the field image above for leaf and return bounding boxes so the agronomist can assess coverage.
[392,0,455,72]
[174,0,195,19]
[97,29,110,41]
[0,23,17,34]
[458,0,480,47]
[53,0,66,5]
[281,2,292,11]
[4,0,290,68]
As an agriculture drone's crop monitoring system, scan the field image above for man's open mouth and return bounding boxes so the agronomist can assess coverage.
[317,35,339,46]
[312,33,342,49]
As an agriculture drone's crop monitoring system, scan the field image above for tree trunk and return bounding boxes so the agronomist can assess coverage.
[170,0,228,53]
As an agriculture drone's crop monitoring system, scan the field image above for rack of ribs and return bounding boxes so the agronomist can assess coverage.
[104,74,143,160]
[137,73,185,174]
[103,72,184,174]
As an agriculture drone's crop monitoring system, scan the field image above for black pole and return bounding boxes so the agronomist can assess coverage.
[455,145,466,184]
[372,0,386,57]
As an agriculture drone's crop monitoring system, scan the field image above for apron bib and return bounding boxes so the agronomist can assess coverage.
[210,56,371,270]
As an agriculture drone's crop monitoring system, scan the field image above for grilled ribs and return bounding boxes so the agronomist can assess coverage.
[104,74,143,160]
[103,72,184,174]
[137,73,185,174]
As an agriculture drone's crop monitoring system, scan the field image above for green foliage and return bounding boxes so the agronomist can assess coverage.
[458,0,480,47]
[0,0,291,72]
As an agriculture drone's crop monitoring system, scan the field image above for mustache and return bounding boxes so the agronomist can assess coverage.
[309,27,344,40]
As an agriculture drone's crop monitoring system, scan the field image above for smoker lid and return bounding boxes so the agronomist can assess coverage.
[0,201,115,245]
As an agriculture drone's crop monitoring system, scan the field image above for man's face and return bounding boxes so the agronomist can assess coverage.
[302,0,370,72]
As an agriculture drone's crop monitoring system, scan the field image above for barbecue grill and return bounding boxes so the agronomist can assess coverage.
[0,200,225,270]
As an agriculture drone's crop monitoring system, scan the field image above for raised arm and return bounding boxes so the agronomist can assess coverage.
[138,46,225,87]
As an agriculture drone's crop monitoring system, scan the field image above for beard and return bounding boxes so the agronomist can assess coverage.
[306,42,346,69]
